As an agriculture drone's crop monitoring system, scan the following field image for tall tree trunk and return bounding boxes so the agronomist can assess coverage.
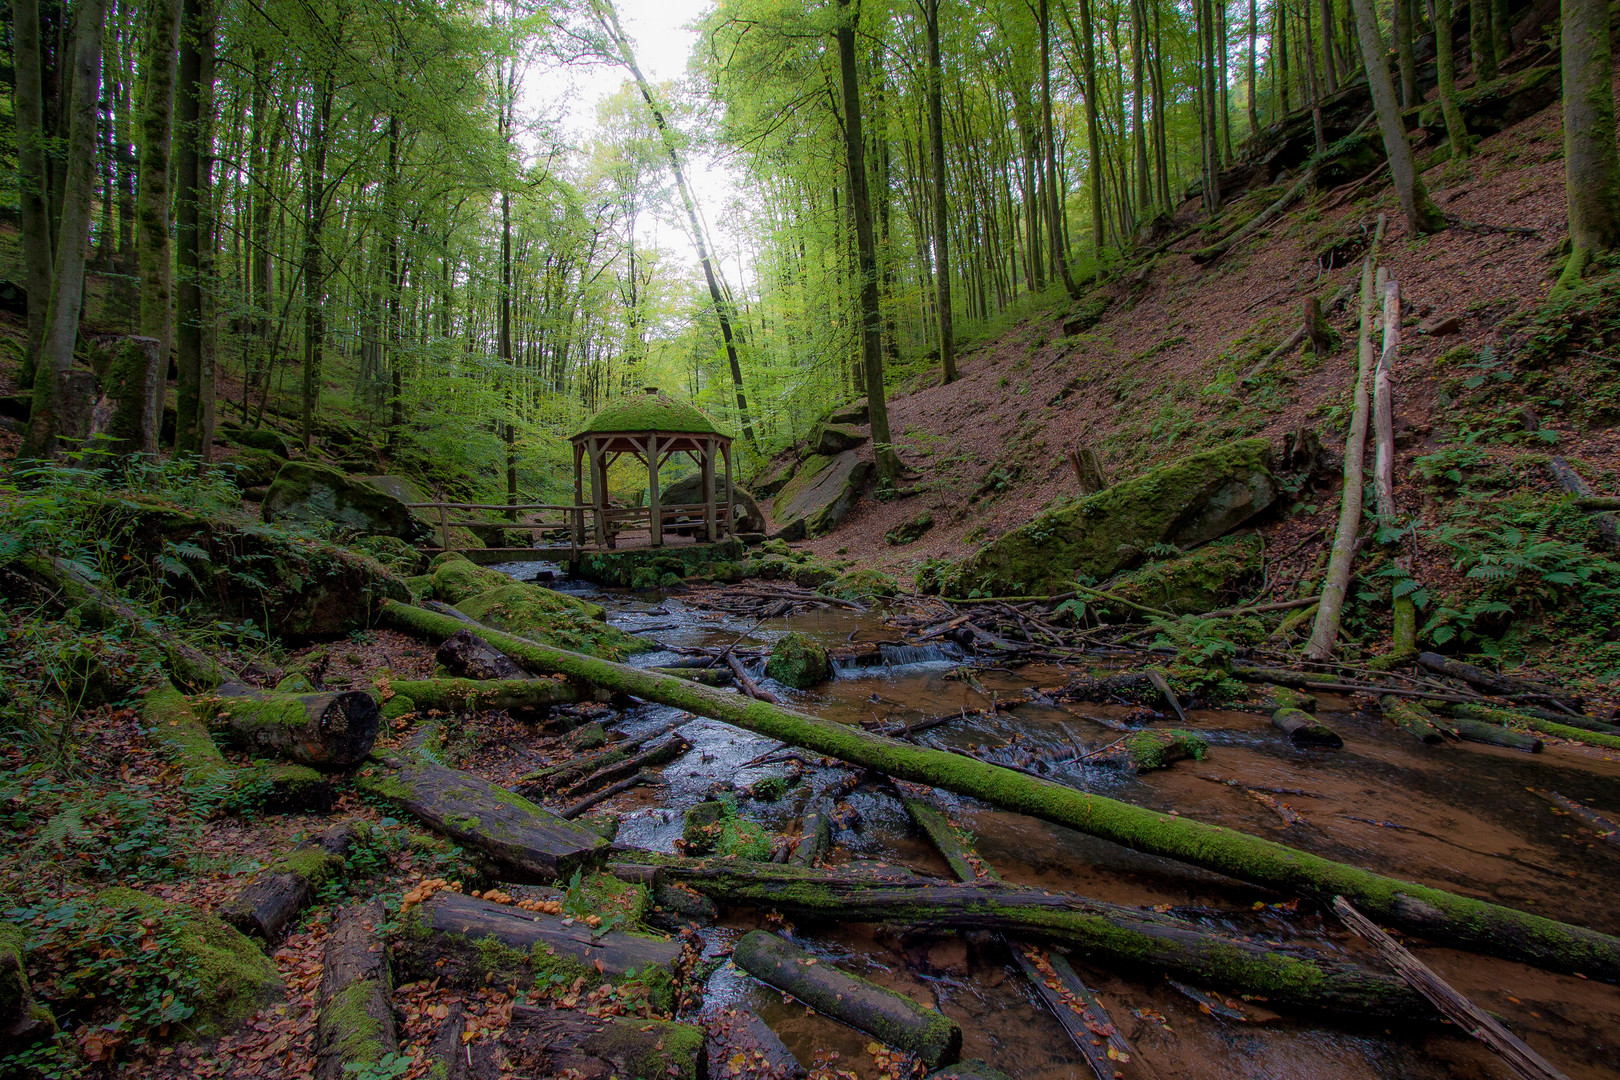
[591,0,756,447]
[12,0,54,393]
[1319,0,1341,90]
[175,0,216,457]
[1469,0,1498,80]
[1350,0,1447,233]
[301,69,332,451]
[21,0,107,460]
[836,0,901,482]
[1246,0,1259,137]
[1395,0,1418,104]
[1134,0,1152,209]
[1490,0,1510,64]
[1217,0,1232,163]
[924,0,956,384]
[1200,0,1222,213]
[134,0,179,428]
[1433,0,1471,156]
[1039,0,1080,292]
[1557,0,1620,288]
[1276,0,1291,113]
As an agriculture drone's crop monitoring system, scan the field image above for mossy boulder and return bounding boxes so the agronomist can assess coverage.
[765,632,831,688]
[1106,536,1263,615]
[681,800,773,859]
[771,450,871,538]
[225,447,287,489]
[430,554,513,604]
[810,421,868,455]
[789,560,840,589]
[824,398,869,425]
[96,887,284,1036]
[218,421,292,457]
[1125,729,1209,772]
[821,567,899,601]
[456,584,650,660]
[885,510,935,546]
[1417,65,1560,139]
[759,538,793,557]
[264,461,431,542]
[751,457,799,497]
[927,439,1277,598]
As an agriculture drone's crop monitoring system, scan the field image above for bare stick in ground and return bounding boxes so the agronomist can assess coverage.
[1332,897,1571,1080]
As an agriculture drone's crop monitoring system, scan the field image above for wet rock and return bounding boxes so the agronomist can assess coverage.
[765,632,831,688]
[704,1006,804,1079]
[264,461,431,542]
[1125,729,1209,772]
[921,438,1277,598]
[820,567,899,600]
[770,450,871,538]
[810,421,868,455]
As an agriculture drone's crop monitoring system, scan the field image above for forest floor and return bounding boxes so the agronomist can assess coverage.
[795,76,1620,595]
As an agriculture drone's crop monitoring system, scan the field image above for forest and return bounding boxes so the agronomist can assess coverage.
[2,0,1620,1075]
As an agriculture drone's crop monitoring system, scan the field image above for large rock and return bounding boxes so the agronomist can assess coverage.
[659,472,765,533]
[770,451,871,538]
[1417,65,1559,141]
[1104,535,1263,615]
[750,457,798,497]
[810,422,868,455]
[924,439,1277,598]
[264,462,430,542]
[824,398,869,425]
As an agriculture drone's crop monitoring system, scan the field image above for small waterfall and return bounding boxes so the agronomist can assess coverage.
[831,642,959,678]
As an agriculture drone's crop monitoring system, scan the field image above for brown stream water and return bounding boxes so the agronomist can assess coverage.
[502,562,1620,1079]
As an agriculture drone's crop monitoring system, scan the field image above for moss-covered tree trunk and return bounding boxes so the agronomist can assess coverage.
[925,0,956,384]
[1350,0,1446,234]
[1557,0,1620,288]
[383,601,1620,983]
[135,0,180,399]
[1433,0,1472,158]
[10,0,53,392]
[19,0,107,460]
[174,0,217,456]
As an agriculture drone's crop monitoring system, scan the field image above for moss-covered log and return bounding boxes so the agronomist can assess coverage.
[626,855,1424,1017]
[206,682,379,767]
[1450,703,1620,750]
[220,821,358,940]
[1272,708,1344,748]
[383,677,578,717]
[315,898,397,1080]
[357,758,608,881]
[1381,695,1447,743]
[380,601,1620,982]
[1125,729,1209,771]
[1417,652,1578,709]
[394,890,684,1012]
[1443,715,1544,753]
[732,931,962,1067]
[1,922,55,1043]
[505,1004,706,1080]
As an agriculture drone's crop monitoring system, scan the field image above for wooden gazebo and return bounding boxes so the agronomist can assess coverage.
[570,389,734,549]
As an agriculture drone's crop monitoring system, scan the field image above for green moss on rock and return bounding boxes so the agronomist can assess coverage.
[885,511,935,546]
[929,439,1277,598]
[821,567,899,601]
[1107,536,1263,615]
[456,583,648,660]
[263,461,430,542]
[765,632,831,689]
[1125,729,1209,772]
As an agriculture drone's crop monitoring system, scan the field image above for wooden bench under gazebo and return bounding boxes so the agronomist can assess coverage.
[571,389,734,549]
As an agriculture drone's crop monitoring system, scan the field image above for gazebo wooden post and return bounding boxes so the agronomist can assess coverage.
[647,433,662,548]
[722,440,734,536]
[590,436,607,549]
[702,436,717,543]
[572,441,585,552]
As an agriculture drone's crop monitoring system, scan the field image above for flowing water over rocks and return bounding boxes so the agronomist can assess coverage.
[489,560,1620,1080]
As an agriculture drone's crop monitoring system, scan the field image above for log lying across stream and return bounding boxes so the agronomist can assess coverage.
[382,601,1620,982]
[612,852,1424,1017]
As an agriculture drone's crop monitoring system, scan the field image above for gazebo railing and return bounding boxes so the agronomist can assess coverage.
[405,500,729,554]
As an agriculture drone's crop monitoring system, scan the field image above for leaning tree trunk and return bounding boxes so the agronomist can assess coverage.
[1350,0,1446,235]
[382,600,1620,983]
[1557,0,1620,289]
[10,0,53,391]
[20,0,108,461]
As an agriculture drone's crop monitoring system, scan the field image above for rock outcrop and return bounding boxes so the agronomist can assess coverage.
[922,439,1277,598]
[264,462,430,542]
[659,472,765,534]
[770,451,871,539]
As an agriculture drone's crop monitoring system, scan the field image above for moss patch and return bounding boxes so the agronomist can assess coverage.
[765,632,831,688]
[576,389,726,436]
[1125,729,1210,772]
[1107,536,1262,615]
[456,584,648,661]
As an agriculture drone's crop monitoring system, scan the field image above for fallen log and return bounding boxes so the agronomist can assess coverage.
[1332,897,1571,1080]
[383,677,577,716]
[1457,708,1620,751]
[1549,458,1620,550]
[1236,665,1485,704]
[702,1006,805,1079]
[1408,700,1543,753]
[382,601,1620,982]
[315,898,397,1080]
[1381,695,1448,744]
[220,821,357,939]
[357,758,608,881]
[206,682,379,767]
[1272,707,1344,748]
[561,770,660,819]
[395,890,684,1010]
[557,733,691,802]
[1451,703,1620,738]
[726,653,782,704]
[1416,653,1579,710]
[617,854,1426,1016]
[437,628,530,681]
[1533,791,1620,851]
[1191,165,1318,265]
[731,931,963,1068]
[142,683,334,808]
[505,1004,706,1080]
[652,665,733,686]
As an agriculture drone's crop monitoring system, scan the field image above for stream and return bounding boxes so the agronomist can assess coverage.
[493,559,1620,1080]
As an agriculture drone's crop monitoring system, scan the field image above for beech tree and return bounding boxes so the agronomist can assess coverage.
[1558,0,1620,288]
